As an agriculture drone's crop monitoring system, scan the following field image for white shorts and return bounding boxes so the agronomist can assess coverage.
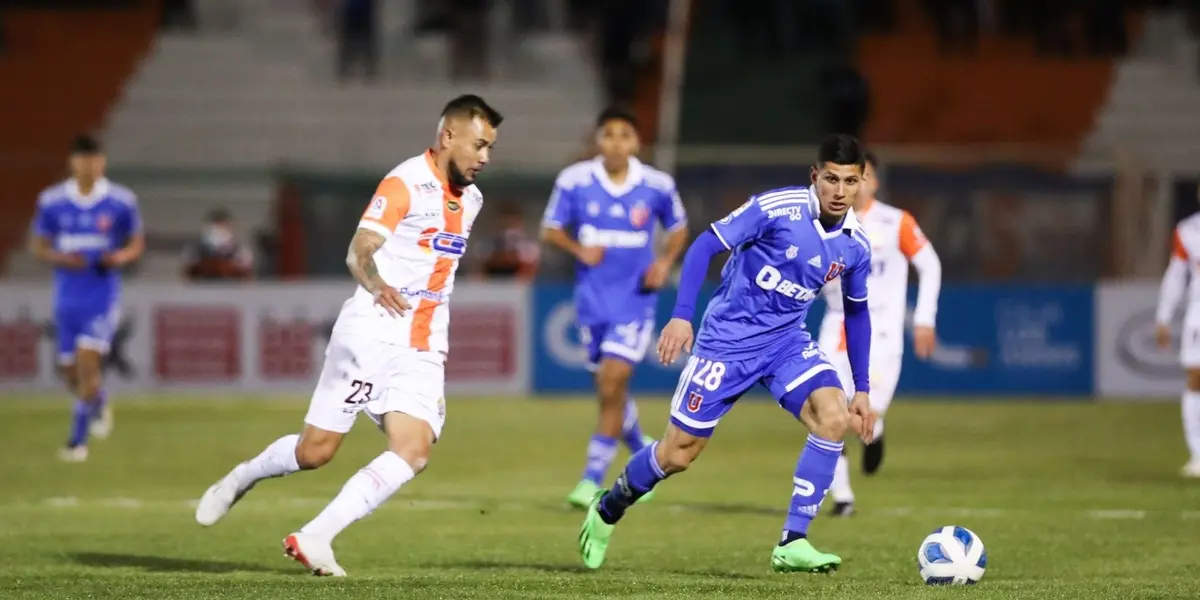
[1182,321,1200,368]
[304,330,447,439]
[826,350,902,417]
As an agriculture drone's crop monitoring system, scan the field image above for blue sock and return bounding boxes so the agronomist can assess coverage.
[582,434,619,485]
[66,399,91,448]
[620,397,648,452]
[781,434,844,544]
[598,442,668,524]
[89,389,108,421]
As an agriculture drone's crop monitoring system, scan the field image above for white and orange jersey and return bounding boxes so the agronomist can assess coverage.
[1156,213,1200,326]
[820,199,942,356]
[333,150,483,357]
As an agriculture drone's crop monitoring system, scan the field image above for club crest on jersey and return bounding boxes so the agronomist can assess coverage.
[630,202,650,228]
[785,245,799,260]
[824,260,846,282]
[687,391,703,413]
[417,227,468,258]
[96,214,112,231]
[447,199,461,212]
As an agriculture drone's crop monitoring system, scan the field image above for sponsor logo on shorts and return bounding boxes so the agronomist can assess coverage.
[399,287,447,303]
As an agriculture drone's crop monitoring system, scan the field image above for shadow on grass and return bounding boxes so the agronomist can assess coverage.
[69,552,297,575]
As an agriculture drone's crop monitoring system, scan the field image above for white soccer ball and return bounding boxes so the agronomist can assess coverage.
[917,526,987,585]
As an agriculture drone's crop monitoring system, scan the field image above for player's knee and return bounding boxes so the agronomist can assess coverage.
[804,392,850,440]
[389,440,431,474]
[595,360,631,403]
[295,436,339,470]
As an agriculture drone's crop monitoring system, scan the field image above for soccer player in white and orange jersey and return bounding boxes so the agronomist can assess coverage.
[193,94,502,576]
[817,151,942,516]
[1154,190,1200,478]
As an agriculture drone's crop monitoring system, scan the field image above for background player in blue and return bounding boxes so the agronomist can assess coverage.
[29,135,144,463]
[541,107,689,509]
[576,135,878,573]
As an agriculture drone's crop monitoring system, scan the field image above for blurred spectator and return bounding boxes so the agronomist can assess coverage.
[337,0,379,83]
[820,64,870,138]
[924,0,980,54]
[161,0,198,32]
[182,208,255,281]
[450,0,491,81]
[478,204,538,280]
[594,0,667,106]
[1083,0,1127,57]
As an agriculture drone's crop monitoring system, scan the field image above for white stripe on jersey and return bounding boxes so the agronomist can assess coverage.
[757,189,810,210]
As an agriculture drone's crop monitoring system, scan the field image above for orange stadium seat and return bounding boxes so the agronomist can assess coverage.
[0,6,158,272]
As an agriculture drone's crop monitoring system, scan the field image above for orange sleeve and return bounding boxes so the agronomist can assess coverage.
[1173,228,1189,260]
[360,176,410,231]
[898,210,929,259]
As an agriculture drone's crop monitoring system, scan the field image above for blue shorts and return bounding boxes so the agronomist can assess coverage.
[580,319,655,370]
[56,304,120,364]
[668,341,844,437]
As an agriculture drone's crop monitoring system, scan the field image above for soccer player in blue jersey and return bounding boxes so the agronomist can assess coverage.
[29,135,144,462]
[542,108,689,509]
[577,134,878,573]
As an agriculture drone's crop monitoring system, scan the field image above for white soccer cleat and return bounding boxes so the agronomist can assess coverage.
[283,532,347,577]
[89,405,114,440]
[1181,459,1200,478]
[58,446,88,463]
[195,470,250,526]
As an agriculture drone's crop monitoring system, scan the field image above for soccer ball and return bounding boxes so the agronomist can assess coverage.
[917,526,987,585]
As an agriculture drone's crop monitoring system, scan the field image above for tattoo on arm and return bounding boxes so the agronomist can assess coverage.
[346,228,389,293]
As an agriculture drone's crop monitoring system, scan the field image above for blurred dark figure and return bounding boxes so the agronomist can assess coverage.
[820,64,870,138]
[924,0,979,54]
[1030,1,1073,57]
[479,204,538,280]
[450,0,491,81]
[183,208,255,281]
[856,0,897,34]
[161,0,198,31]
[337,0,379,82]
[1083,0,1127,57]
[595,0,667,106]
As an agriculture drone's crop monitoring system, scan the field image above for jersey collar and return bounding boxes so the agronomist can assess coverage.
[65,177,110,207]
[809,184,862,240]
[591,156,644,197]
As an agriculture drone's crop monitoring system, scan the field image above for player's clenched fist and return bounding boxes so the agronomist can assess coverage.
[373,285,412,317]
[656,317,694,366]
[847,391,877,443]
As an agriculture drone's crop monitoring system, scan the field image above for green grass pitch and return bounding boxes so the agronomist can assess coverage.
[1,395,1198,599]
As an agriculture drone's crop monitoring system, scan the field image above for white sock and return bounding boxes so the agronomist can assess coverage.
[301,451,415,542]
[1183,391,1200,461]
[232,434,301,487]
[830,454,854,503]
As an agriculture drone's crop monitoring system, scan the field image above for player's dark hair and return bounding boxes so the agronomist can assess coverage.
[815,134,865,170]
[596,107,638,132]
[864,150,881,170]
[70,134,102,155]
[206,207,233,223]
[441,94,503,127]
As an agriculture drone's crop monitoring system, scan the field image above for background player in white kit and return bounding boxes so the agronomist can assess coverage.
[817,151,942,516]
[1155,186,1200,478]
[193,95,502,576]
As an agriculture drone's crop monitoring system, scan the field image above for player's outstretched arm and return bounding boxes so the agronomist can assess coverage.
[909,244,941,358]
[657,230,725,365]
[346,227,409,317]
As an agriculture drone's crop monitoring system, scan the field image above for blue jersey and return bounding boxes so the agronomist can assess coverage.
[32,178,141,313]
[543,157,687,326]
[695,186,871,361]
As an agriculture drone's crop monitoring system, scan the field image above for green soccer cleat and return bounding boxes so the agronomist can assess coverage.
[567,480,603,509]
[578,492,615,569]
[770,538,842,574]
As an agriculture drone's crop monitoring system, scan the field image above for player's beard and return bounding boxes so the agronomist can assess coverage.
[447,161,473,189]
